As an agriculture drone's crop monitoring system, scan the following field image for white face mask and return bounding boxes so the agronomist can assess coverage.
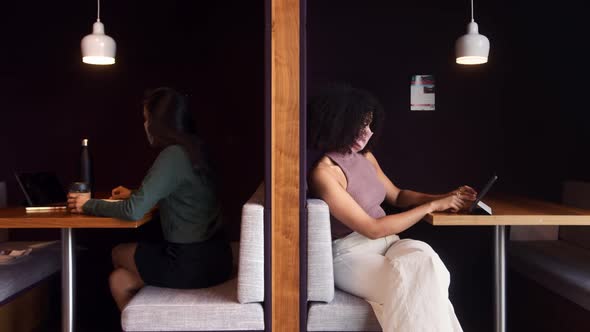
[351,125,373,153]
[144,121,154,145]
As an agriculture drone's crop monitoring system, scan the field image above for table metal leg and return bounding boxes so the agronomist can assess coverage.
[494,225,506,332]
[62,228,75,332]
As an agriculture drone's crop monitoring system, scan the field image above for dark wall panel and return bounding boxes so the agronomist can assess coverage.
[308,1,508,331]
[308,0,589,330]
[0,2,264,329]
[0,1,265,240]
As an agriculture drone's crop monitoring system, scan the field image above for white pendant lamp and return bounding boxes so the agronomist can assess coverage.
[81,0,116,65]
[455,0,489,65]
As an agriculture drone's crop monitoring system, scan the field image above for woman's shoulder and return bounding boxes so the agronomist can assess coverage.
[363,151,379,167]
[309,155,345,186]
[316,155,336,166]
[156,145,192,167]
[323,151,378,168]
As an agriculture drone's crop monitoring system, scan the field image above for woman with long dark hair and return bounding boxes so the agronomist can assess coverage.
[68,87,232,310]
[307,85,476,332]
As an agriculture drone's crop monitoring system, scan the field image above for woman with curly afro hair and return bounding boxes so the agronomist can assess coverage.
[308,85,475,332]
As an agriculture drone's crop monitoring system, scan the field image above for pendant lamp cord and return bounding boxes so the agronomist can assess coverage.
[97,0,101,22]
[470,0,474,22]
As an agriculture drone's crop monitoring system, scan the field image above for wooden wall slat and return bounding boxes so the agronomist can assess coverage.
[271,0,300,330]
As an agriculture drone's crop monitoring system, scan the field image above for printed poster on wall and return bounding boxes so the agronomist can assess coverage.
[410,75,435,111]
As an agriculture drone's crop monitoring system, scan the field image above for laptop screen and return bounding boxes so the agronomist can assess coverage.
[14,172,67,206]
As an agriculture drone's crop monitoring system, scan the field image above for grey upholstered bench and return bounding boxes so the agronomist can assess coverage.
[122,186,265,331]
[307,198,381,332]
[0,241,61,305]
[509,181,590,312]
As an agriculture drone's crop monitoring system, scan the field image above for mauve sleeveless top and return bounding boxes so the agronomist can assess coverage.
[325,152,387,239]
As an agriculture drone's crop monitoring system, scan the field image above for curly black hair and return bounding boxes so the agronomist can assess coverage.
[307,85,384,154]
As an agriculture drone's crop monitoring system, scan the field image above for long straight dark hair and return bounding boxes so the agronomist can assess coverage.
[143,87,205,169]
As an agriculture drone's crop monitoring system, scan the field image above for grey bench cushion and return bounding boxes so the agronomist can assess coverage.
[122,278,264,331]
[509,240,590,311]
[237,184,265,304]
[122,186,265,331]
[308,289,381,331]
[307,198,382,331]
[307,199,335,303]
[0,241,61,303]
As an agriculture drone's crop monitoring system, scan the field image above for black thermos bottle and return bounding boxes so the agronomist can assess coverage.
[80,138,93,193]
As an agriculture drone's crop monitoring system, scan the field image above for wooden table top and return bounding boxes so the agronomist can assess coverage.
[0,208,151,228]
[426,194,590,226]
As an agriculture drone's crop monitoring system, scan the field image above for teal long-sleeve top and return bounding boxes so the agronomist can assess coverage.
[83,145,221,243]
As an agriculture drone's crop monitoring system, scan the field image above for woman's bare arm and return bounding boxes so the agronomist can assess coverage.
[364,152,476,208]
[309,164,465,239]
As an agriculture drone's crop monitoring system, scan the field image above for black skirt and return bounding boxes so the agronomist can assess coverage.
[134,232,233,289]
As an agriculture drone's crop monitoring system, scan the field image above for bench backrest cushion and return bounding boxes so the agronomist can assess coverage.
[307,198,335,303]
[237,184,265,304]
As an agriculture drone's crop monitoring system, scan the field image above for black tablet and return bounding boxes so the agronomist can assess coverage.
[467,174,498,213]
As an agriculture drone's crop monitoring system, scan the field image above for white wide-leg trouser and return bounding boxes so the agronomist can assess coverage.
[332,232,463,332]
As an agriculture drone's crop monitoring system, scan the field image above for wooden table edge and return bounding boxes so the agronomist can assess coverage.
[425,213,590,226]
[0,213,152,229]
